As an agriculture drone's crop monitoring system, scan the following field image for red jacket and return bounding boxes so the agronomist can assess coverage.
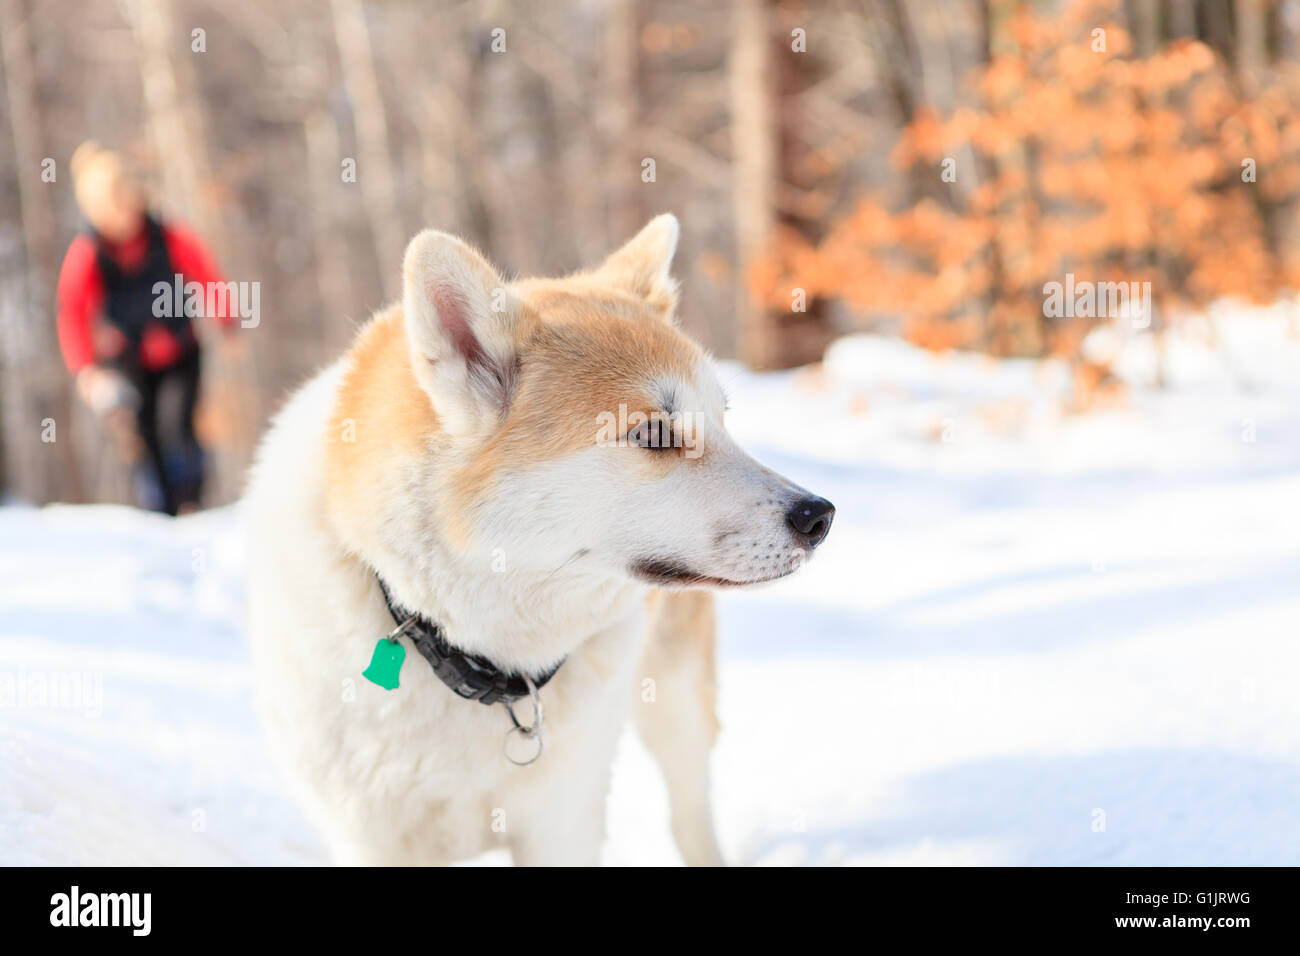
[57,219,235,374]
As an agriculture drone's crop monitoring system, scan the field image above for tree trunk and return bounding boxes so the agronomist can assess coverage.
[772,7,835,366]
[1235,0,1267,89]
[304,109,357,361]
[730,0,779,369]
[330,0,405,301]
[0,0,84,504]
[603,0,644,243]
[1168,0,1197,38]
[1132,0,1160,57]
[732,0,831,369]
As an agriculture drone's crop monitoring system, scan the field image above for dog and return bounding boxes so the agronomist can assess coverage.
[244,215,834,865]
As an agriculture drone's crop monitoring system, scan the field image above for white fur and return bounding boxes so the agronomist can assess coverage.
[246,363,656,865]
[244,220,827,866]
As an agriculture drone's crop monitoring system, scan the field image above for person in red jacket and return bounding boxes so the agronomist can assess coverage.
[57,142,236,515]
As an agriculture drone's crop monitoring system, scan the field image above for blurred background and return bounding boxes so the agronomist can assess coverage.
[4,0,1300,508]
[4,0,1300,866]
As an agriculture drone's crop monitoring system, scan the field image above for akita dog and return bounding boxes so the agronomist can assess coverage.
[244,215,834,865]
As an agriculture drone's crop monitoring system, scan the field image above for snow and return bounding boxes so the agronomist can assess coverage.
[4,302,1300,866]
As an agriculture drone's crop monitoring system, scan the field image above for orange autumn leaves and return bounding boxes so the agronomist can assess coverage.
[752,1,1300,357]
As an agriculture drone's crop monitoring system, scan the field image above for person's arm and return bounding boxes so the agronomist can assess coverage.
[57,238,134,414]
[56,235,103,374]
[163,221,238,329]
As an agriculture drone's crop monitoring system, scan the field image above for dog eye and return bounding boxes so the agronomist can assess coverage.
[629,418,672,450]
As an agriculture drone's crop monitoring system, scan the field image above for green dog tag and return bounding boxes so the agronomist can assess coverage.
[363,639,406,690]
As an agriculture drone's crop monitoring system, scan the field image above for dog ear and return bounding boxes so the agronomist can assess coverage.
[402,230,523,436]
[593,213,679,316]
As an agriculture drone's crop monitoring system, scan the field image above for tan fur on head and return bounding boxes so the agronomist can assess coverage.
[325,216,687,554]
[323,219,692,558]
[580,213,681,317]
[324,212,821,595]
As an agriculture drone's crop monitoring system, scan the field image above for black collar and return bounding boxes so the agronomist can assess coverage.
[375,573,563,706]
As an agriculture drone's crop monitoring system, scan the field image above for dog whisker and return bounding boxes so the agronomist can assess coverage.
[528,547,589,596]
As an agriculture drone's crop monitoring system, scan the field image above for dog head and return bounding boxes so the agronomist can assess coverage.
[392,214,833,589]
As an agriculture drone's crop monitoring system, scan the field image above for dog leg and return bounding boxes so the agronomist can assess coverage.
[635,590,725,867]
[509,825,602,867]
[508,778,608,867]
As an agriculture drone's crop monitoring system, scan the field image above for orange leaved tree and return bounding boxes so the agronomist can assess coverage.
[751,0,1300,362]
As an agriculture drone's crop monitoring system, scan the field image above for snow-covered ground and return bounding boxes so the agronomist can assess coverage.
[3,303,1300,866]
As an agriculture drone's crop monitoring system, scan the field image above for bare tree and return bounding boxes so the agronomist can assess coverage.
[1236,0,1268,88]
[0,0,83,503]
[730,0,778,369]
[330,0,405,301]
[602,0,644,242]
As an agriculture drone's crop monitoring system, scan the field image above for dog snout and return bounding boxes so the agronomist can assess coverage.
[785,495,835,550]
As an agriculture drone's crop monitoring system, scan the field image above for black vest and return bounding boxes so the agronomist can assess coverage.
[90,215,193,352]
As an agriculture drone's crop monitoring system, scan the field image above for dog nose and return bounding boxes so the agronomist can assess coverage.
[786,496,835,550]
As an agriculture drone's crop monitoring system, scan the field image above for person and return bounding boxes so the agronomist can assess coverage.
[56,142,235,515]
